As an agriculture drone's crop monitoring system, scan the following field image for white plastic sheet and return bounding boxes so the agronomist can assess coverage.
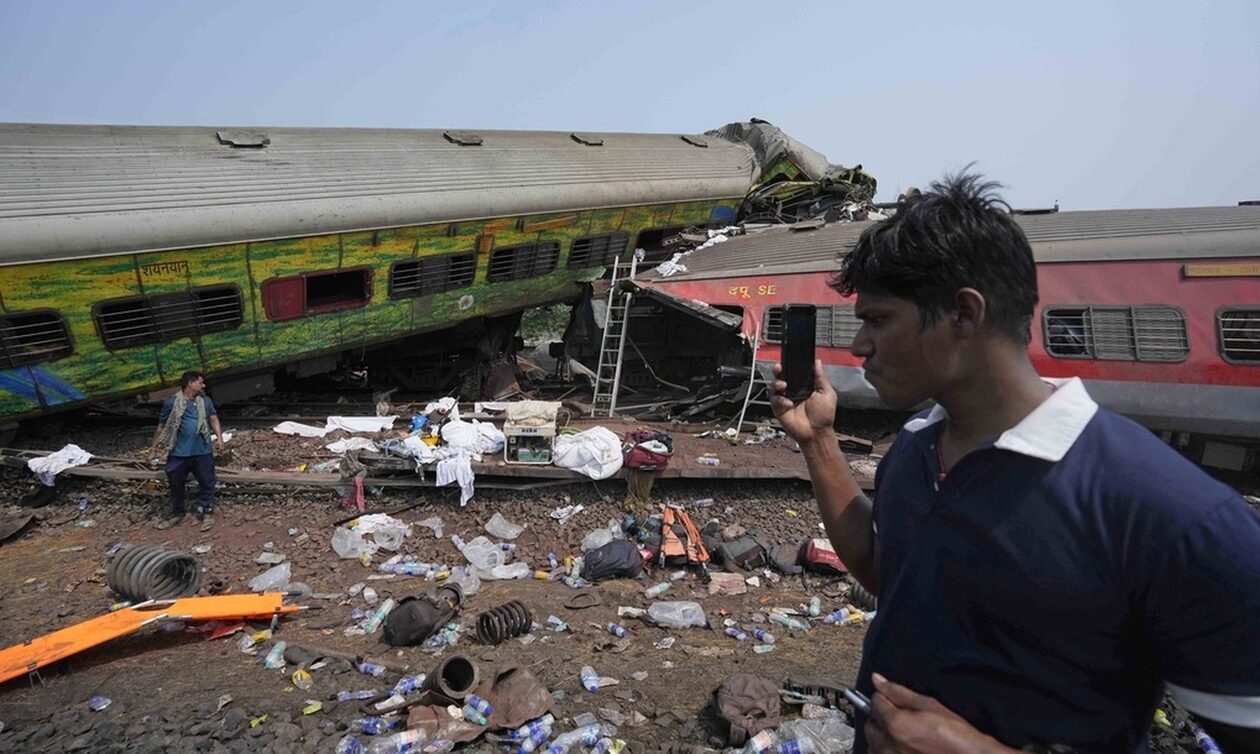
[273,421,328,438]
[553,426,623,480]
[27,444,93,486]
[441,419,504,458]
[325,437,378,454]
[325,416,397,433]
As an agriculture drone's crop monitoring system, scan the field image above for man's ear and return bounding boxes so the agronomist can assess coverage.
[953,288,987,338]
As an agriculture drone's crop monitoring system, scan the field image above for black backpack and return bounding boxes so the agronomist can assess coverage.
[581,539,644,581]
[383,585,462,646]
[717,534,771,573]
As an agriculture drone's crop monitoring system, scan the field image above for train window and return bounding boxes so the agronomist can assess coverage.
[568,232,629,269]
[635,227,686,263]
[389,253,476,299]
[96,286,243,349]
[1042,306,1188,362]
[762,306,784,343]
[1219,308,1260,363]
[0,311,73,369]
[828,305,862,349]
[487,242,560,283]
[262,268,372,321]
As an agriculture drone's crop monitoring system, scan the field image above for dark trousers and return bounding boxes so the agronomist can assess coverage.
[165,454,216,515]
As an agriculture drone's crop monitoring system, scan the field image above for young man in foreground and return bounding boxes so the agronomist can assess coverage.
[149,371,224,531]
[771,173,1260,752]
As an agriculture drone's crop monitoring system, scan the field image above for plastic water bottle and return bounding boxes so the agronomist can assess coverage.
[743,730,774,754]
[88,695,112,711]
[335,689,379,702]
[559,575,588,589]
[607,623,628,638]
[392,675,424,696]
[751,629,775,644]
[547,724,600,753]
[263,641,287,669]
[462,705,488,725]
[579,665,600,693]
[807,596,821,617]
[465,694,493,716]
[336,736,366,754]
[512,714,555,742]
[771,613,809,632]
[725,627,749,642]
[351,716,397,735]
[776,739,812,754]
[420,742,454,754]
[592,738,614,754]
[499,543,517,552]
[356,660,387,678]
[644,582,671,598]
[362,598,397,634]
[822,608,850,625]
[517,724,552,754]
[366,729,429,754]
[548,553,559,569]
[1193,727,1224,754]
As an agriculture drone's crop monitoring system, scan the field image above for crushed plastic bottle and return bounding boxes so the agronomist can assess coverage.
[356,660,387,678]
[580,665,600,693]
[291,669,313,690]
[808,596,821,617]
[366,729,430,754]
[644,582,672,598]
[350,716,398,736]
[696,455,720,466]
[465,694,493,716]
[392,674,425,696]
[607,623,629,638]
[362,598,397,634]
[263,641,288,669]
[363,587,379,605]
[647,600,707,629]
[751,628,775,644]
[546,724,601,753]
[336,735,366,754]
[754,644,776,654]
[1194,727,1224,754]
[771,612,809,632]
[88,695,112,711]
[335,689,379,702]
[462,705,488,725]
[725,627,749,642]
[821,608,850,625]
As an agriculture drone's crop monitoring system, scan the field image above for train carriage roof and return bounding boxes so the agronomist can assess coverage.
[0,123,770,265]
[641,205,1260,282]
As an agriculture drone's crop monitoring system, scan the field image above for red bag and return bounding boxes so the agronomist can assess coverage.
[622,430,673,471]
[802,538,847,574]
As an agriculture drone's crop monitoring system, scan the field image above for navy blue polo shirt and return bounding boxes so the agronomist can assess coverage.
[853,378,1260,753]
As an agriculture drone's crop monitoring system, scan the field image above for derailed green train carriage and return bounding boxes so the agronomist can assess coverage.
[0,121,873,425]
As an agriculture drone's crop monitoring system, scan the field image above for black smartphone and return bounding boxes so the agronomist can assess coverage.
[780,304,816,400]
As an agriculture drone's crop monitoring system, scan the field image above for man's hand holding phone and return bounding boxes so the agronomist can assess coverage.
[770,358,837,445]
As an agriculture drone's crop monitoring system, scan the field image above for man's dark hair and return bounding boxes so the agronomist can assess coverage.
[832,170,1038,344]
[179,371,205,389]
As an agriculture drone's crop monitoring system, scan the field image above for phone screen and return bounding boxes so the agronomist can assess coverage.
[781,304,816,400]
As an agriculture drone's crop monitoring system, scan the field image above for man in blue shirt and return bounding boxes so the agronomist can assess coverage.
[771,173,1260,752]
[149,371,224,531]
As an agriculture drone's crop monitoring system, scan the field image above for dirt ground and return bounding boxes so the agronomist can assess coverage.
[0,415,1226,753]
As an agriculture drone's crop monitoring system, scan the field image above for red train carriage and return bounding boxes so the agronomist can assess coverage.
[639,206,1260,445]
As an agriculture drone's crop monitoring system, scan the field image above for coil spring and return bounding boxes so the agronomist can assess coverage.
[107,544,204,601]
[475,600,532,645]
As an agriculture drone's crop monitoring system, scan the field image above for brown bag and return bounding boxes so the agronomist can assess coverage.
[714,673,780,745]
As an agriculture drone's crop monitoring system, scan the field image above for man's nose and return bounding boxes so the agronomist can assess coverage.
[851,326,873,357]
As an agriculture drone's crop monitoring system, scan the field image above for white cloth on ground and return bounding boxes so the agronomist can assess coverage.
[273,421,329,438]
[436,453,475,506]
[325,416,397,433]
[27,443,93,486]
[553,426,623,480]
[441,419,505,459]
[325,437,379,454]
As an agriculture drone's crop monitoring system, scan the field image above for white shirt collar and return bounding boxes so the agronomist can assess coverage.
[902,377,1099,462]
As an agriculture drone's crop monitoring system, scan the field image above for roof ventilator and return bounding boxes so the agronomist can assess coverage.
[215,129,270,148]
[444,130,484,146]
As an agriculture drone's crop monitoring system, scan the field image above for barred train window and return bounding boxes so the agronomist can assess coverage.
[389,253,476,299]
[487,242,560,283]
[763,305,861,348]
[568,232,629,269]
[96,286,242,349]
[1042,306,1189,362]
[0,311,73,368]
[1219,308,1260,363]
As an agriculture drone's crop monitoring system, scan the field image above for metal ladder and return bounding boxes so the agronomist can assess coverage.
[591,256,638,417]
[732,323,776,434]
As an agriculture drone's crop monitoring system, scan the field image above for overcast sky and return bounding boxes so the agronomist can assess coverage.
[2,0,1257,209]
